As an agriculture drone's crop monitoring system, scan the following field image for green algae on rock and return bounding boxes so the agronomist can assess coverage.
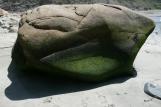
[12,4,155,82]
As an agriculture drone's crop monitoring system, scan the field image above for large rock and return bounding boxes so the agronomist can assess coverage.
[12,4,155,82]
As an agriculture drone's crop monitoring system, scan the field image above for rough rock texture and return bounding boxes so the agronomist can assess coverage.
[12,4,155,81]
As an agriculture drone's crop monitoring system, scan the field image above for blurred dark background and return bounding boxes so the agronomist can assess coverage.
[1,0,161,12]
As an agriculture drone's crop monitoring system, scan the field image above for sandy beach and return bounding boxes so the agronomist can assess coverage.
[0,11,161,107]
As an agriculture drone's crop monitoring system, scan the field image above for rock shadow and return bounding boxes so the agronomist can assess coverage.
[5,60,137,100]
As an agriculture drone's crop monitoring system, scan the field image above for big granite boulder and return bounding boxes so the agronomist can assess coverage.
[12,4,155,81]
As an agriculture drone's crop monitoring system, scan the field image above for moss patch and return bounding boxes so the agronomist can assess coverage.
[53,56,119,76]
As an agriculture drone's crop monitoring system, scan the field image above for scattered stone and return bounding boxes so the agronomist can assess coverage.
[0,13,20,33]
[43,97,52,103]
[12,4,155,81]
[124,92,128,95]
[108,104,115,107]
[144,98,153,102]
[144,82,161,100]
[0,8,8,16]
[116,93,120,95]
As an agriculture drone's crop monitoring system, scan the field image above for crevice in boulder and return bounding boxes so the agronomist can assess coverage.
[77,7,93,27]
[27,16,80,24]
[99,4,122,10]
[73,6,86,17]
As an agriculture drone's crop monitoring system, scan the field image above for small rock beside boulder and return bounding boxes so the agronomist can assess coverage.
[0,8,8,16]
[144,82,161,100]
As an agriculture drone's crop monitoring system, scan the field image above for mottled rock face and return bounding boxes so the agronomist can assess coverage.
[12,4,155,81]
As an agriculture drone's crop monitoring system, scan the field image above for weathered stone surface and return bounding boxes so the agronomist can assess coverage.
[0,8,8,16]
[12,4,155,81]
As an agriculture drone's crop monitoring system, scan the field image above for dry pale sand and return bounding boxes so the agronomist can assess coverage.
[0,11,161,107]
